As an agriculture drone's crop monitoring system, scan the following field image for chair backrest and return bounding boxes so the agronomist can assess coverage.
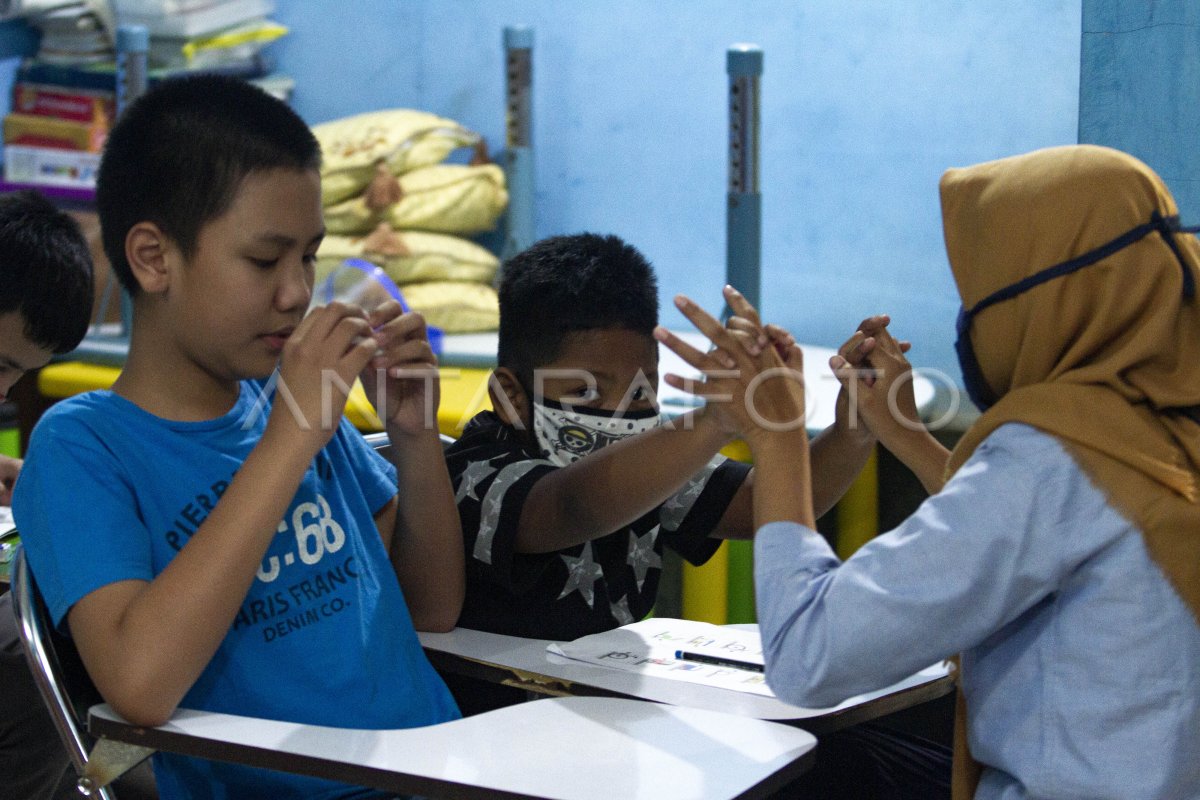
[10,545,117,800]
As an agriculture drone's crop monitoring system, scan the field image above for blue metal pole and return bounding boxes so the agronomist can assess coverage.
[71,24,149,365]
[725,44,762,314]
[501,25,534,263]
[115,25,148,340]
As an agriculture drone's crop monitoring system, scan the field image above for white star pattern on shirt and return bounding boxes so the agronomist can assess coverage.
[455,459,498,503]
[557,541,604,608]
[474,460,550,564]
[610,595,635,626]
[627,526,662,590]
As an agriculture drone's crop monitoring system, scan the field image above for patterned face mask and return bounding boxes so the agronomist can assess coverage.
[531,397,662,467]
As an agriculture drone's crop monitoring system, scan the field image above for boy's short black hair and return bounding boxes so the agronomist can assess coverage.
[96,73,321,294]
[497,233,659,386]
[0,189,94,353]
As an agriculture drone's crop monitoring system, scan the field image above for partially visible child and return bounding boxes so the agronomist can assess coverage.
[13,75,461,800]
[0,189,100,800]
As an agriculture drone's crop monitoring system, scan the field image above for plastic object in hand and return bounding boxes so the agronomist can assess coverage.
[314,258,443,354]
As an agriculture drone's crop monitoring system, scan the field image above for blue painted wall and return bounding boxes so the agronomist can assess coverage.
[273,1,1082,381]
[1079,1,1200,220]
[5,3,1081,382]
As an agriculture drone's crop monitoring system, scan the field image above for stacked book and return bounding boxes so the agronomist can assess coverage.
[2,0,292,192]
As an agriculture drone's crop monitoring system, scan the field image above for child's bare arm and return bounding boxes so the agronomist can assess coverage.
[660,288,814,529]
[513,405,735,553]
[67,304,378,727]
[361,302,463,631]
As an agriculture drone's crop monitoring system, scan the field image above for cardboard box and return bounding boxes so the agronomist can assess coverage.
[3,113,107,153]
[3,144,100,189]
[12,83,115,124]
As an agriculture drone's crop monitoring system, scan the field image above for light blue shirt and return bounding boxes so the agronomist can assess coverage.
[755,423,1200,800]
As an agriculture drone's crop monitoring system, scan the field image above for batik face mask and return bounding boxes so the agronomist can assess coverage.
[955,211,1198,412]
[531,397,662,467]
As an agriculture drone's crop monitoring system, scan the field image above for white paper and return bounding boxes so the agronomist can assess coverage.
[548,618,773,697]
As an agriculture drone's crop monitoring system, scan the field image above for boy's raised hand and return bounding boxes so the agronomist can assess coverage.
[654,288,807,450]
[360,300,441,436]
[273,301,378,452]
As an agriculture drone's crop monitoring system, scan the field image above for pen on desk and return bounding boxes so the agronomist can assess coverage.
[674,650,764,673]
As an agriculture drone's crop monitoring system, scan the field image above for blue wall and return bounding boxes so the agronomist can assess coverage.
[1079,0,1200,220]
[273,1,1082,381]
[4,3,1080,381]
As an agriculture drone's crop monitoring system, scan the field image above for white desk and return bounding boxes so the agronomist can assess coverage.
[419,627,953,735]
[89,696,816,800]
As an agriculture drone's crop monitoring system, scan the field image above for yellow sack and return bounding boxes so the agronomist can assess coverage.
[313,109,481,206]
[323,164,508,236]
[401,281,499,333]
[315,226,499,286]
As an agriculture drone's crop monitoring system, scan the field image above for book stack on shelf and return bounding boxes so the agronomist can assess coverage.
[1,0,293,194]
[110,0,288,82]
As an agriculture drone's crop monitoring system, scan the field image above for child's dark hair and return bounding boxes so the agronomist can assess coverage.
[497,233,659,387]
[96,74,321,294]
[0,190,94,353]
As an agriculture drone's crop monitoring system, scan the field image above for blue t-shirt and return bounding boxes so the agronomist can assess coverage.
[13,380,460,800]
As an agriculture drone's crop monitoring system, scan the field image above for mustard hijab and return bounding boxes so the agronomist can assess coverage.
[939,144,1200,798]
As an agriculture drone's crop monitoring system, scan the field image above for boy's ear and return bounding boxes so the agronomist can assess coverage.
[488,367,529,429]
[125,221,175,294]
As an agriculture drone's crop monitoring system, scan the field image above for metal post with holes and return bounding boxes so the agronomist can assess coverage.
[723,45,763,625]
[114,25,147,340]
[74,24,150,365]
[725,44,762,313]
[501,25,534,263]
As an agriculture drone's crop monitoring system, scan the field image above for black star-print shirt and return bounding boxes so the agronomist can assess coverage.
[445,411,752,640]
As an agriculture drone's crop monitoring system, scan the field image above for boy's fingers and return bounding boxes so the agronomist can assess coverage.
[765,323,794,345]
[341,333,380,380]
[655,324,736,370]
[372,338,436,372]
[725,317,764,355]
[674,295,741,357]
[723,285,762,327]
[329,315,375,356]
[367,299,406,329]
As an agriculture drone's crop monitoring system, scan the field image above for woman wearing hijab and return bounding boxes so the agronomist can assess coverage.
[660,144,1200,800]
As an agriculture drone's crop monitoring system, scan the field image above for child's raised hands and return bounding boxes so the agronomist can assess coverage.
[273,300,378,453]
[360,299,441,436]
[654,286,807,450]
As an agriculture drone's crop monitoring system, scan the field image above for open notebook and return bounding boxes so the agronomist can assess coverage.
[548,618,772,697]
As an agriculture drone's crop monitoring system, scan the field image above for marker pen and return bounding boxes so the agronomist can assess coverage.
[674,650,764,673]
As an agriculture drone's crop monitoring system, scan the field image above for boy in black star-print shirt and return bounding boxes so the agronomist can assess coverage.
[447,405,745,640]
[446,233,883,645]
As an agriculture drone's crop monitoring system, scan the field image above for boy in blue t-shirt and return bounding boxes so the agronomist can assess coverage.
[13,75,461,800]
